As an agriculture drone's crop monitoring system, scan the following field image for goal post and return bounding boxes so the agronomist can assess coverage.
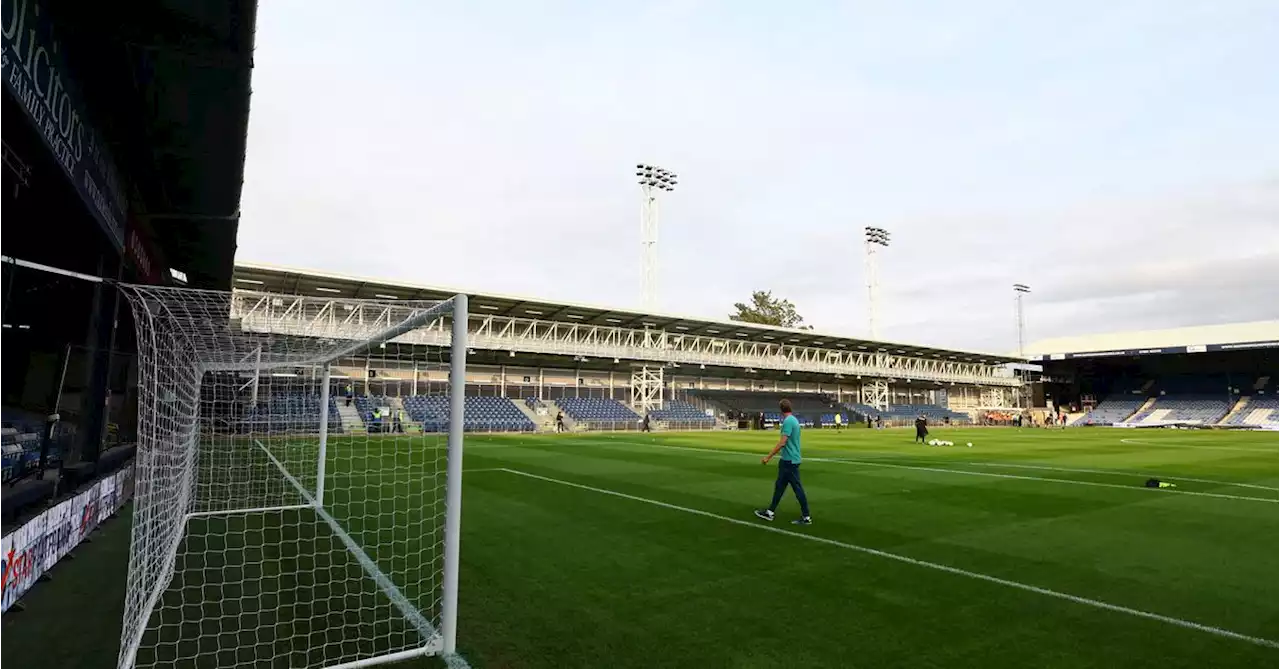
[116,286,469,669]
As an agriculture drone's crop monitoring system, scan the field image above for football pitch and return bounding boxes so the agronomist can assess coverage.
[4,427,1277,668]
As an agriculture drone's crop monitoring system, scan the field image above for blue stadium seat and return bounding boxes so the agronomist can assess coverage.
[243,395,343,433]
[1224,396,1278,426]
[1079,395,1146,425]
[648,400,714,427]
[874,404,970,424]
[403,395,535,433]
[556,398,639,423]
[1129,393,1232,424]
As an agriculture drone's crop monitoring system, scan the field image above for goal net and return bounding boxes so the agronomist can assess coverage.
[115,286,469,669]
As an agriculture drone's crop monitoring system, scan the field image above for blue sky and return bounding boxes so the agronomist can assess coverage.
[237,0,1278,352]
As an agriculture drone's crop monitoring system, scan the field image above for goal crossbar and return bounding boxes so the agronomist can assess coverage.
[203,298,459,374]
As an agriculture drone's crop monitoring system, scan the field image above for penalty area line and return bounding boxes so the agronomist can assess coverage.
[486,466,1278,649]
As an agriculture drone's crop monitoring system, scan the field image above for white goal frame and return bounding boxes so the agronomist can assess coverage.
[116,288,469,669]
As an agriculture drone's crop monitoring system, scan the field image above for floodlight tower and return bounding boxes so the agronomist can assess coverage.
[1014,284,1031,358]
[636,164,677,310]
[1014,283,1032,412]
[864,227,890,339]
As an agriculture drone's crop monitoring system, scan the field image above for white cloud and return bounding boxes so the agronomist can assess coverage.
[237,1,1278,354]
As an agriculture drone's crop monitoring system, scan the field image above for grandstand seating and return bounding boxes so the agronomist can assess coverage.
[841,403,881,418]
[1130,394,1232,424]
[403,395,535,432]
[882,404,970,423]
[1079,395,1145,425]
[761,412,816,427]
[1223,396,1278,427]
[839,403,967,424]
[556,398,639,424]
[816,412,851,427]
[692,390,835,415]
[2,427,43,482]
[648,400,714,427]
[353,395,378,425]
[244,395,343,433]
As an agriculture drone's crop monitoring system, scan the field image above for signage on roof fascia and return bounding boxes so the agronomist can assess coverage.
[2,0,128,251]
[1036,341,1279,361]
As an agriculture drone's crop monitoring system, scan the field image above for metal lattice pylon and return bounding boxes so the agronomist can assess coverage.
[861,379,889,411]
[631,366,664,413]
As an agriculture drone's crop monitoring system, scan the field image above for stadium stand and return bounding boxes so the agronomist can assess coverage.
[556,398,639,424]
[816,412,851,427]
[648,400,715,427]
[404,395,535,432]
[1078,395,1146,425]
[841,403,881,418]
[244,395,343,433]
[838,402,968,424]
[691,390,835,415]
[2,426,43,483]
[882,404,971,423]
[1130,394,1232,424]
[1223,396,1278,427]
[353,395,378,425]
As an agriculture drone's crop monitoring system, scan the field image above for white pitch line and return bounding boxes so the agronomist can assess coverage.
[1118,438,1276,453]
[486,467,1278,649]
[597,439,1277,504]
[959,461,1279,492]
[815,458,1278,504]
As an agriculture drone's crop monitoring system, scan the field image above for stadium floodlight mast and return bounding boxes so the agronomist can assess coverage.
[1014,283,1032,412]
[864,227,891,339]
[1014,284,1031,358]
[636,163,677,310]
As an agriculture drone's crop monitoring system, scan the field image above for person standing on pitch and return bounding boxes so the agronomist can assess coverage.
[755,399,812,525]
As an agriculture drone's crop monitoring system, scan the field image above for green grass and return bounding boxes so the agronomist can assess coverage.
[4,427,1277,668]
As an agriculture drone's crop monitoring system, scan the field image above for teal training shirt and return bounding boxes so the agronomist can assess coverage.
[779,414,802,463]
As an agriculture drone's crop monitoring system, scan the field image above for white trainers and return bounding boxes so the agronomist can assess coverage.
[753,509,775,522]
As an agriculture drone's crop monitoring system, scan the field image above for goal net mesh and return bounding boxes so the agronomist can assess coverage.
[116,285,466,669]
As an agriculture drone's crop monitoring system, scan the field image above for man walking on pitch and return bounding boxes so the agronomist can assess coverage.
[755,399,812,525]
[914,414,928,443]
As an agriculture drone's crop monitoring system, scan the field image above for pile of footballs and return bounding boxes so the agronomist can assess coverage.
[927,439,973,448]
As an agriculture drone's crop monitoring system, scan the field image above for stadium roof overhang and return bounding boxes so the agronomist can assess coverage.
[233,262,1025,366]
[1027,321,1280,361]
[47,0,256,289]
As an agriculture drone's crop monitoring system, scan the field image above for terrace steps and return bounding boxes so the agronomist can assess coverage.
[1220,397,1250,425]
